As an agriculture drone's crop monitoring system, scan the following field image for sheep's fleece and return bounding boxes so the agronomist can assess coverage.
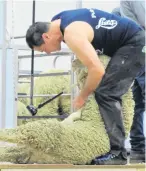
[0,55,134,164]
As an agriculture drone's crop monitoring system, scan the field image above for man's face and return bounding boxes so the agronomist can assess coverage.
[34,33,61,54]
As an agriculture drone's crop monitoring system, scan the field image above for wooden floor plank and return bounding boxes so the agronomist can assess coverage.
[0,163,145,169]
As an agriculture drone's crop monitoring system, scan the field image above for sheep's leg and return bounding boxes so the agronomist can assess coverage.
[0,145,57,164]
[62,109,82,124]
[0,146,32,164]
[0,129,17,143]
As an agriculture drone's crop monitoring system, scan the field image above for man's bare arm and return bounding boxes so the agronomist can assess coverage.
[64,22,105,99]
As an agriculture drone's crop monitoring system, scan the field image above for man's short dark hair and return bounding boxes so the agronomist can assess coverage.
[26,22,50,49]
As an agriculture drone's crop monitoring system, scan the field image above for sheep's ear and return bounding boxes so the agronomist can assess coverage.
[57,97,64,116]
[72,59,78,71]
[72,59,82,70]
[57,105,64,116]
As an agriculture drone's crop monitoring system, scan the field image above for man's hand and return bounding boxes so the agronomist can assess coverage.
[73,94,87,110]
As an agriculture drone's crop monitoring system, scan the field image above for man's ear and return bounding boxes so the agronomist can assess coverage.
[42,33,50,42]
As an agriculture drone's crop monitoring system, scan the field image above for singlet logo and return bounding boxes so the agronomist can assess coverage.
[89,9,96,18]
[95,17,118,29]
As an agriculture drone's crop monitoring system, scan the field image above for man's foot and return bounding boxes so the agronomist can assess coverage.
[90,152,127,165]
[130,150,145,163]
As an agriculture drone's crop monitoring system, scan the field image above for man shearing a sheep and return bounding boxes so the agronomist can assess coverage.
[26,8,145,165]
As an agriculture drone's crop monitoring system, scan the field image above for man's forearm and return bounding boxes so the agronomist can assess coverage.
[80,67,105,99]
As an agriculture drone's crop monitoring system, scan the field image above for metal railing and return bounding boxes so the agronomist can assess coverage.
[18,94,71,98]
[0,0,82,128]
[19,71,70,78]
[17,49,75,120]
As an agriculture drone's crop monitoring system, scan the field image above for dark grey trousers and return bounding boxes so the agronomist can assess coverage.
[130,66,145,152]
[94,30,145,157]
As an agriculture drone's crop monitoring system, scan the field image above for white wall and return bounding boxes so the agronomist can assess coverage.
[7,0,120,71]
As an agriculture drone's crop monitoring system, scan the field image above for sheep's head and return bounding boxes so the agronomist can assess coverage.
[72,59,87,90]
[72,55,110,90]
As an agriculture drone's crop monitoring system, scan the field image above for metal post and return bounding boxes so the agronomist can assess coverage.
[30,0,35,105]
[12,0,17,127]
[70,0,82,113]
[0,1,7,128]
[76,0,82,9]
[13,48,18,127]
[5,0,17,128]
[70,54,75,113]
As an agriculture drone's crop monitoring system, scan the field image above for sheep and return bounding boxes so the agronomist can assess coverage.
[17,70,71,122]
[0,55,134,164]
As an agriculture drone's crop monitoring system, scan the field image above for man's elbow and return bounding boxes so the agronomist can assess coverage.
[98,68,105,79]
[94,64,105,76]
[90,66,105,78]
[100,67,105,76]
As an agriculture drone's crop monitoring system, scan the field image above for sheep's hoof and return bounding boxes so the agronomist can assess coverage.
[62,109,82,124]
[62,117,74,124]
[15,155,31,164]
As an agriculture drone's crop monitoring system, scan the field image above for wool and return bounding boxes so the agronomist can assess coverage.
[0,55,134,164]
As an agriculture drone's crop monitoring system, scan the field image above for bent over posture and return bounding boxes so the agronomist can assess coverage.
[26,8,145,165]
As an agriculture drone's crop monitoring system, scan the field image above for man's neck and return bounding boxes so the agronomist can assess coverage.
[50,19,63,41]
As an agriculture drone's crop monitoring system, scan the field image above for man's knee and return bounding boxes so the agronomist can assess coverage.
[95,86,122,105]
[94,88,108,103]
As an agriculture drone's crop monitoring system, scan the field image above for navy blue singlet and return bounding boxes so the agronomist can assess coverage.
[51,8,142,56]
